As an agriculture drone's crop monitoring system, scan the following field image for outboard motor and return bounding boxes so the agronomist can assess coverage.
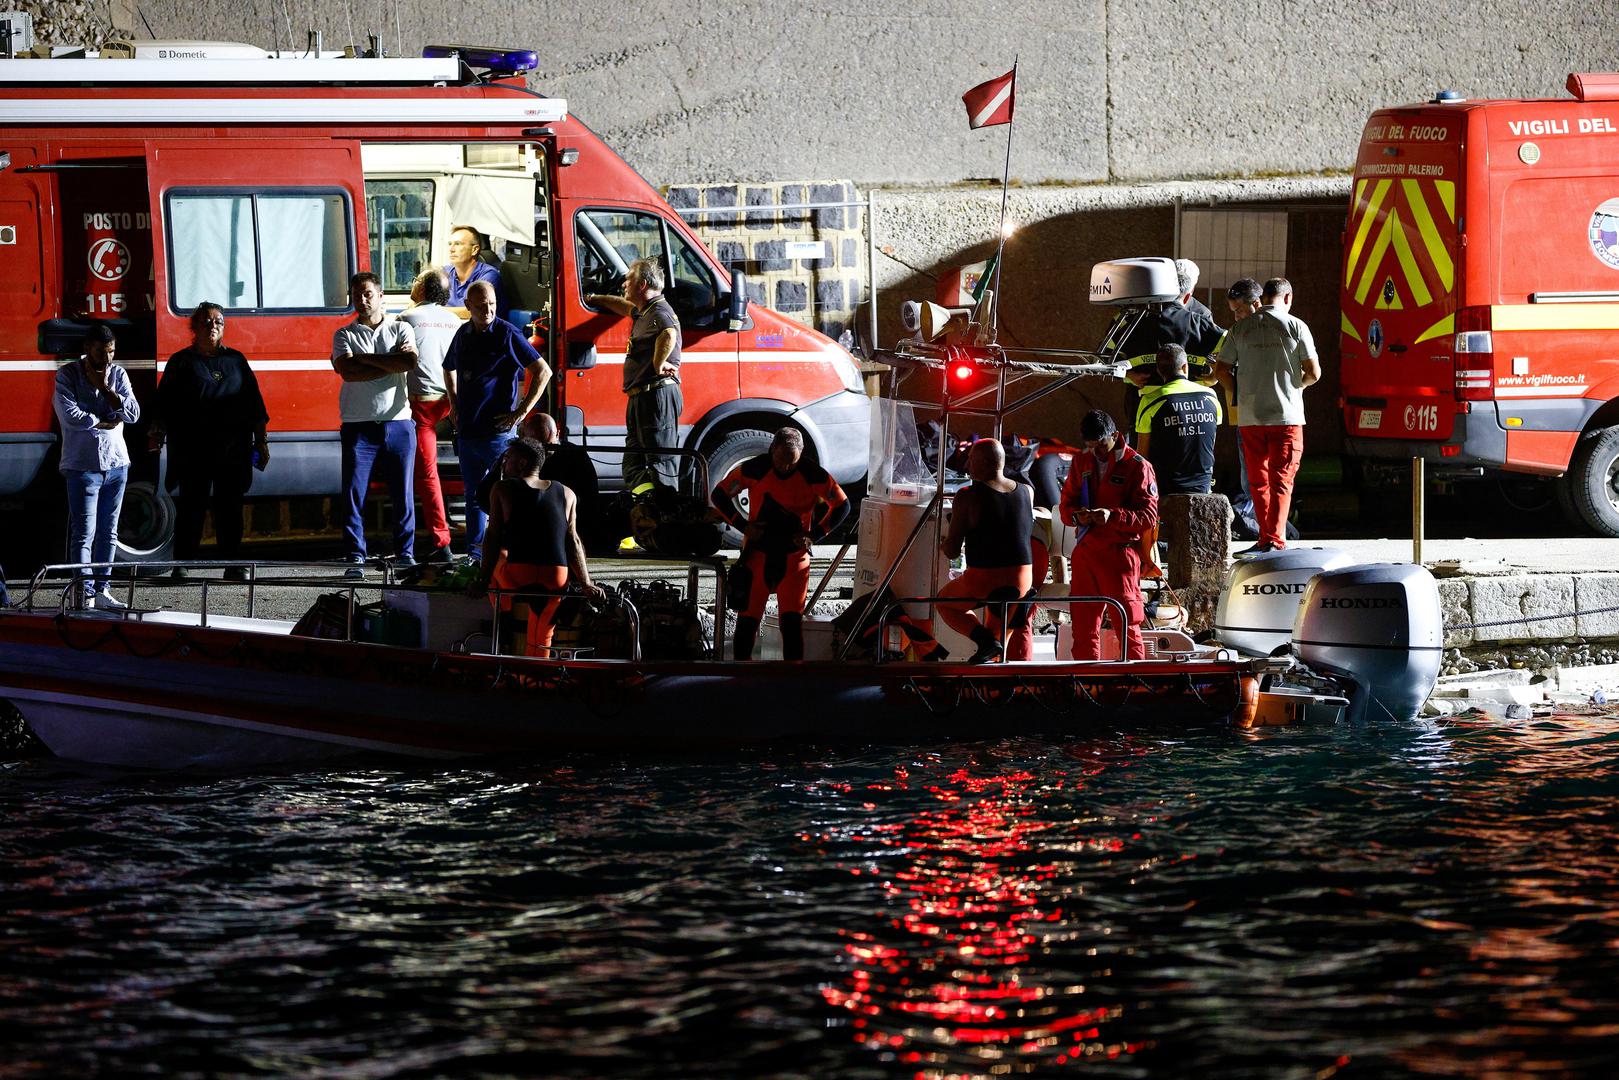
[1292,563,1443,723]
[1214,547,1357,657]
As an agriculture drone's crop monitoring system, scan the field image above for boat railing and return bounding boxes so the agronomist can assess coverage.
[20,558,420,620]
[18,560,643,662]
[874,592,1131,663]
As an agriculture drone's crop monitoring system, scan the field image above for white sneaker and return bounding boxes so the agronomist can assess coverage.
[90,590,128,611]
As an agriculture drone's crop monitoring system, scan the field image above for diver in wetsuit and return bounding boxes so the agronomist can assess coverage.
[712,427,849,660]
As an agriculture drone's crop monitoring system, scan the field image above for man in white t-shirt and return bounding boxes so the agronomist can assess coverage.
[1213,276,1321,552]
[401,269,462,563]
[332,271,418,575]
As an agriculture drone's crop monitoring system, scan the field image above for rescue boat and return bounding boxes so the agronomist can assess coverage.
[0,259,1442,768]
[0,566,1280,769]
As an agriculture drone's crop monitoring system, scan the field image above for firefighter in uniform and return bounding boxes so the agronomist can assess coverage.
[712,427,849,661]
[1059,409,1160,661]
[1112,265,1226,441]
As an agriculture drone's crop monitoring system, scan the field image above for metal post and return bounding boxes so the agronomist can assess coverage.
[807,541,853,610]
[932,393,949,604]
[866,194,879,353]
[834,491,941,661]
[1412,456,1425,565]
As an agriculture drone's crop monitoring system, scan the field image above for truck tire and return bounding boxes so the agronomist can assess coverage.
[1567,426,1619,537]
[703,428,775,548]
[115,479,177,567]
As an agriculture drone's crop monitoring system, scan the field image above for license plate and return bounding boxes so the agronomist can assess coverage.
[1358,409,1382,429]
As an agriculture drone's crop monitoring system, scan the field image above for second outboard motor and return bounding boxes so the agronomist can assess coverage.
[1214,547,1357,657]
[1293,563,1443,723]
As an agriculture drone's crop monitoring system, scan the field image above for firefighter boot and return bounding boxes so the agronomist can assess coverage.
[967,626,1002,665]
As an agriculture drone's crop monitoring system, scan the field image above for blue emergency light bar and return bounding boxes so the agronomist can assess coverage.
[423,44,538,76]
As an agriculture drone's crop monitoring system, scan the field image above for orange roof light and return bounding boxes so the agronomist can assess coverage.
[1566,73,1619,101]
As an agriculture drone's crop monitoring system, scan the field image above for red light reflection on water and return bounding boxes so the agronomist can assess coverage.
[818,762,1146,1073]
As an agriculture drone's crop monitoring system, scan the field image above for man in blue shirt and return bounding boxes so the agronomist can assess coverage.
[53,324,140,609]
[444,280,552,558]
[444,225,506,320]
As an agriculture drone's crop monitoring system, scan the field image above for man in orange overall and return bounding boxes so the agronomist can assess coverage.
[939,439,1036,663]
[1059,409,1160,660]
[712,427,849,660]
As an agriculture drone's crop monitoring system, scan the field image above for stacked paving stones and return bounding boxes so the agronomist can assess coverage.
[666,180,865,342]
[1440,573,1619,649]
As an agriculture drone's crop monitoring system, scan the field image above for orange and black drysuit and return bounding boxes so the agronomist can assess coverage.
[1059,444,1159,660]
[713,455,848,660]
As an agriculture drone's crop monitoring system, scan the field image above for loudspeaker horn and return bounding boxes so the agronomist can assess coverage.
[918,301,956,342]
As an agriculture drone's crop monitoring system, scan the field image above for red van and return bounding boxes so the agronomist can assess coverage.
[0,42,869,561]
[1340,73,1619,534]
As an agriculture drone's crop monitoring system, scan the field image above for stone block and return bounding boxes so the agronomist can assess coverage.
[715,240,745,268]
[754,238,788,272]
[775,279,807,313]
[842,237,859,269]
[1459,683,1543,705]
[746,279,767,306]
[704,185,738,208]
[811,182,846,229]
[1551,662,1619,695]
[1436,668,1531,689]
[1575,572,1619,639]
[1158,493,1229,592]
[1468,574,1576,644]
[1438,579,1472,649]
[745,185,774,230]
[815,279,844,312]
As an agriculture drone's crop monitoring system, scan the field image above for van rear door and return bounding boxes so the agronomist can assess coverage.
[1339,112,1463,444]
[145,139,362,476]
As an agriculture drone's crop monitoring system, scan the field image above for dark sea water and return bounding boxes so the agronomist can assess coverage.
[4,712,1619,1079]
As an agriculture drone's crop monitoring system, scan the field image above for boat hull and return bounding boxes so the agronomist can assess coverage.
[0,611,1254,768]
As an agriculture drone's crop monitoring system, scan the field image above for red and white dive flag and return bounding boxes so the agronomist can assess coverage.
[962,69,1016,129]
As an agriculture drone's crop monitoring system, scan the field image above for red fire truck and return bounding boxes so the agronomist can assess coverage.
[1340,73,1619,534]
[0,42,869,562]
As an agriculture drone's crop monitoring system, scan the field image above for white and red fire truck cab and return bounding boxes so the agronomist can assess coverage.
[1340,73,1619,534]
[0,43,869,558]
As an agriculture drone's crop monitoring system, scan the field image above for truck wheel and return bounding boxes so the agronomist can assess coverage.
[704,428,775,548]
[116,480,177,567]
[1567,427,1619,537]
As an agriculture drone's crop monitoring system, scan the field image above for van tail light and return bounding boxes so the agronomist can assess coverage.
[1453,306,1495,401]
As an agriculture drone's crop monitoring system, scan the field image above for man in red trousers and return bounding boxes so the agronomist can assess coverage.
[1060,409,1159,660]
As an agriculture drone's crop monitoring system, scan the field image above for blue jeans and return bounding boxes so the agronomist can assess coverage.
[458,431,513,559]
[64,466,127,601]
[341,420,416,562]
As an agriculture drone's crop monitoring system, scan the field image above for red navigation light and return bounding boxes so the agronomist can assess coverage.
[952,362,975,382]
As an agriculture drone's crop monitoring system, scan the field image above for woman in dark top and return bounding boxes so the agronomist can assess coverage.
[470,437,604,656]
[150,302,269,579]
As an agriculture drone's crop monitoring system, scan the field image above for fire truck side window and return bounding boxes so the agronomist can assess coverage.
[665,228,718,323]
[576,208,718,326]
[576,209,661,303]
[168,190,351,313]
[365,180,434,294]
